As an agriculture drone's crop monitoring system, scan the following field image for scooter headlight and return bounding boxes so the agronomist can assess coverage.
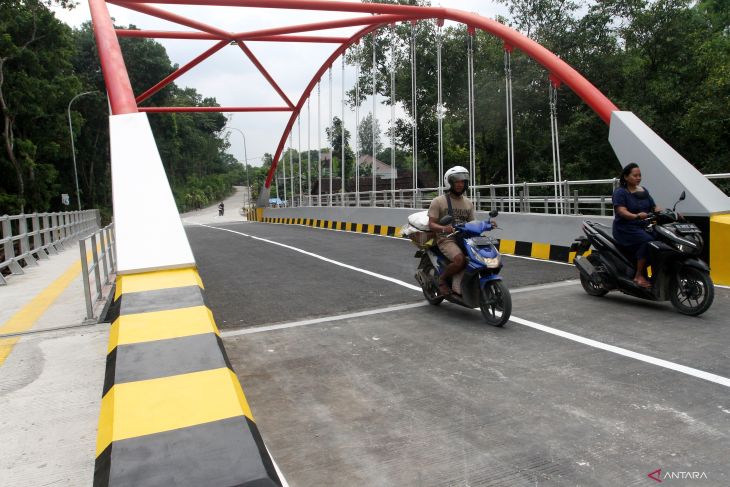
[474,252,501,268]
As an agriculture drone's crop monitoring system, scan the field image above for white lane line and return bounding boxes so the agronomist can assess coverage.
[221,302,429,338]
[510,316,730,388]
[502,253,575,266]
[200,223,730,389]
[510,279,579,294]
[197,223,422,291]
[224,220,577,266]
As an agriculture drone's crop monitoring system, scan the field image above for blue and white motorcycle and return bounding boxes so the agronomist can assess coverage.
[413,211,512,327]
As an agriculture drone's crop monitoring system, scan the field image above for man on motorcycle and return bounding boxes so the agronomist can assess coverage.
[428,166,476,295]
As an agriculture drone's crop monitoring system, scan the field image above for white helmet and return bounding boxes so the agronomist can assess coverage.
[444,166,470,194]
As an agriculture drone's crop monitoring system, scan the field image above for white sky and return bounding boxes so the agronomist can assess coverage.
[53,1,507,166]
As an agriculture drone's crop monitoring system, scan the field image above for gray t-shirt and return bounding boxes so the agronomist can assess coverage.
[428,194,475,226]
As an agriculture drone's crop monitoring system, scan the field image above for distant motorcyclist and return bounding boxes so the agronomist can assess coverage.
[428,166,475,295]
[218,202,225,216]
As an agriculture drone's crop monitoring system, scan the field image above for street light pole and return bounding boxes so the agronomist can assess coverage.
[228,127,250,207]
[67,91,96,210]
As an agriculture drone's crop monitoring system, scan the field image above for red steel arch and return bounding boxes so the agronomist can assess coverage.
[88,0,619,191]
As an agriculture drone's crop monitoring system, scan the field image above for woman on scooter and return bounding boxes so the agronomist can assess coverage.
[612,163,662,288]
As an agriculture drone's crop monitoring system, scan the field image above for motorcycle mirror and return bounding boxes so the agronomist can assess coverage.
[439,215,453,225]
[672,190,687,211]
[489,210,499,218]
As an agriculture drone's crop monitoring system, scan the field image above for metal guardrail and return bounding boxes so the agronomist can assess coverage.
[0,210,100,285]
[285,173,730,215]
[79,223,116,324]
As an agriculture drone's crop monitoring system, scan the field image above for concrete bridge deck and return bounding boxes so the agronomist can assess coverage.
[1,201,728,486]
[188,220,729,486]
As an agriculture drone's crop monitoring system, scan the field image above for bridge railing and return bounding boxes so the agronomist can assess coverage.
[0,210,100,285]
[79,222,116,324]
[285,173,730,215]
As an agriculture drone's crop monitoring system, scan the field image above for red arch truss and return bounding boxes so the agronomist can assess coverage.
[88,0,619,191]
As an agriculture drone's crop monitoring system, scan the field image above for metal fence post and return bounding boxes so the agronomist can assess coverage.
[107,226,116,273]
[518,190,524,212]
[600,196,606,216]
[489,185,496,211]
[42,214,58,255]
[99,228,110,285]
[31,214,48,260]
[2,217,24,275]
[60,213,68,243]
[18,216,37,266]
[68,212,75,238]
[523,182,530,213]
[544,196,549,213]
[90,234,102,301]
[55,214,66,250]
[573,190,580,215]
[79,239,94,321]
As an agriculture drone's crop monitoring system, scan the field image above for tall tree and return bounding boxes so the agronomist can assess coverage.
[1,0,79,212]
[357,112,383,156]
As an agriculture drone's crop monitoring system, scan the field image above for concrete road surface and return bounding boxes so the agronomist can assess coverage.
[187,221,730,487]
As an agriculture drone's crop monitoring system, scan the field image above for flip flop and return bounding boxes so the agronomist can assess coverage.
[438,282,452,296]
[633,278,652,289]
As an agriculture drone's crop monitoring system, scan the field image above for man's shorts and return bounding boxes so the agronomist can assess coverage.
[437,237,463,261]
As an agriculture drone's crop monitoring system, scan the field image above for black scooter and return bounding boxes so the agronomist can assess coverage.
[571,191,714,316]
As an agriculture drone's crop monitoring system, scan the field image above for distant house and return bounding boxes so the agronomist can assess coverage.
[358,155,397,179]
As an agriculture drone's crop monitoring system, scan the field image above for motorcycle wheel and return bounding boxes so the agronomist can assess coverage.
[421,264,444,306]
[479,280,511,327]
[670,267,714,316]
[579,273,608,297]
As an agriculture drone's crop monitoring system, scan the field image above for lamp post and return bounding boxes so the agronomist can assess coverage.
[67,91,96,210]
[228,127,250,207]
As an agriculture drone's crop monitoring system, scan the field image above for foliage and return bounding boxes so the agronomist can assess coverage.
[349,0,730,189]
[0,0,80,213]
[1,0,728,215]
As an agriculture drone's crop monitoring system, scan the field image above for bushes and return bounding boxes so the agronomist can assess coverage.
[173,171,239,212]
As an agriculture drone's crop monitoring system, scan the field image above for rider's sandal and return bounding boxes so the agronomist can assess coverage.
[438,282,452,296]
[633,278,652,289]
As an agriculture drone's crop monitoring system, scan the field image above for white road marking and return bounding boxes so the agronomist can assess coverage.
[501,253,575,266]
[509,315,730,388]
[509,279,579,294]
[197,224,422,291]
[229,220,577,266]
[200,223,730,389]
[221,302,429,337]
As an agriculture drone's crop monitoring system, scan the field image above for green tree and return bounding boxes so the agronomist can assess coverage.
[357,112,383,157]
[1,0,80,212]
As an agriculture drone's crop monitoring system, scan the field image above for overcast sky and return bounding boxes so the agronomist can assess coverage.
[53,1,507,166]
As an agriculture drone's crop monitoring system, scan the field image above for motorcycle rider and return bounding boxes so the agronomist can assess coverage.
[612,163,661,288]
[428,166,476,296]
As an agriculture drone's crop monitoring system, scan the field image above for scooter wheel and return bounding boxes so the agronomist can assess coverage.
[479,280,511,327]
[580,273,608,297]
[421,265,444,306]
[670,267,714,316]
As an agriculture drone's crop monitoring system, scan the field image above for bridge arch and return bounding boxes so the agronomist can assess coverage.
[89,0,619,196]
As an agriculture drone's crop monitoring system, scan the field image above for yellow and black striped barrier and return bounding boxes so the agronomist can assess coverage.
[261,216,579,264]
[710,213,730,286]
[95,267,281,487]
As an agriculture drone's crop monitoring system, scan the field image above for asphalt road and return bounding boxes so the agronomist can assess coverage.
[186,221,730,487]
